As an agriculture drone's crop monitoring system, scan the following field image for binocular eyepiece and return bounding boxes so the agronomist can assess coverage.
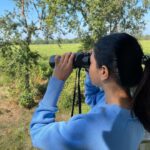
[49,52,91,69]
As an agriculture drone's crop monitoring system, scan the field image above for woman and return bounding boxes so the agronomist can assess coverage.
[30,33,150,150]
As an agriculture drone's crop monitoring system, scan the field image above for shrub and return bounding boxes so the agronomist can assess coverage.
[38,60,53,80]
[34,82,47,98]
[19,91,36,109]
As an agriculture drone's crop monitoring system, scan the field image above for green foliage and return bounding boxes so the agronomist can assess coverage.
[0,0,49,108]
[39,61,53,79]
[35,82,47,98]
[45,0,149,49]
[19,91,36,109]
[0,41,40,108]
[0,72,12,86]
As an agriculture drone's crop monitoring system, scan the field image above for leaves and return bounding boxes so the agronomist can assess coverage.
[45,0,149,49]
[0,0,45,108]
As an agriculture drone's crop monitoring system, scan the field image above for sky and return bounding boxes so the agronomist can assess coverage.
[0,0,150,37]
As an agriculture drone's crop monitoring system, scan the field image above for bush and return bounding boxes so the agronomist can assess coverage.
[34,82,47,98]
[38,60,53,80]
[19,91,36,109]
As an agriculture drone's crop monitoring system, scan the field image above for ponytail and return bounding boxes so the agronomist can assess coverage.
[133,56,150,132]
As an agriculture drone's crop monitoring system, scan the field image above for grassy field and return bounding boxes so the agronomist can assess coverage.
[30,41,150,58]
[30,43,81,59]
[139,40,150,54]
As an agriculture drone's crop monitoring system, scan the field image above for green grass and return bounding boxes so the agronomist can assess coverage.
[139,40,150,54]
[30,41,150,58]
[30,43,81,58]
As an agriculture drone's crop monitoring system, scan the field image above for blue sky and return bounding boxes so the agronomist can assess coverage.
[0,0,15,14]
[0,0,150,36]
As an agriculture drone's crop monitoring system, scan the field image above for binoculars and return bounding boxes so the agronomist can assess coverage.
[49,52,91,69]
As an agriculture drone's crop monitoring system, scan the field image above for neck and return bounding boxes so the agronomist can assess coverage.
[103,83,132,109]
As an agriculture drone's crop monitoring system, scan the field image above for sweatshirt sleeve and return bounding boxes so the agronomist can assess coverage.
[30,76,88,150]
[84,72,104,108]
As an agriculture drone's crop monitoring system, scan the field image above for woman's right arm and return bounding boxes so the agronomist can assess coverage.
[84,72,104,108]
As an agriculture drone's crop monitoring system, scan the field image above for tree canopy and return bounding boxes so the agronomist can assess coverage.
[45,0,150,48]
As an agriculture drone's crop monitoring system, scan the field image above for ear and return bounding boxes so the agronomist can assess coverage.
[98,65,109,81]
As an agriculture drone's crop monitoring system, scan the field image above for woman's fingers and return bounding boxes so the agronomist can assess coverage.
[68,53,75,66]
[55,55,61,66]
[62,52,72,65]
[60,54,65,63]
[53,52,74,81]
[54,52,74,68]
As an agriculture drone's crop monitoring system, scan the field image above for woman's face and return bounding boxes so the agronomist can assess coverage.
[89,51,110,87]
[89,51,101,86]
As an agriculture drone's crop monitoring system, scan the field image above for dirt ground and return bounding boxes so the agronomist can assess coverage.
[0,100,20,124]
[0,85,36,150]
[0,84,70,149]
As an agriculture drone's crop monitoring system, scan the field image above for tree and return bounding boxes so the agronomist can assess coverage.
[0,0,51,108]
[45,0,150,49]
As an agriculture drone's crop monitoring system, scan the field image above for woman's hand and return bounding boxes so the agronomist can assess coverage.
[53,52,75,81]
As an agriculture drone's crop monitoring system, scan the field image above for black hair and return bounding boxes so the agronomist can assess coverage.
[93,33,150,132]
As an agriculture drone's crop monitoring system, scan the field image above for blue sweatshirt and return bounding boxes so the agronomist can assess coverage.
[30,73,144,150]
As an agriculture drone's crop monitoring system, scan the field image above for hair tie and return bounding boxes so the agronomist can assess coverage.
[142,55,150,65]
